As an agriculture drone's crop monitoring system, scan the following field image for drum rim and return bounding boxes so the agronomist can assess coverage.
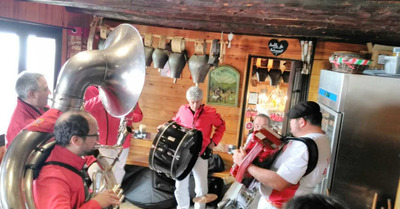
[148,121,173,172]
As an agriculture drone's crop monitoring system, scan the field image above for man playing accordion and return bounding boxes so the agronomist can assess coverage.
[233,101,331,209]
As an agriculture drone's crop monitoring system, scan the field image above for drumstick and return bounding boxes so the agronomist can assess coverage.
[325,188,330,196]
[395,178,400,209]
[388,199,391,209]
[372,193,378,209]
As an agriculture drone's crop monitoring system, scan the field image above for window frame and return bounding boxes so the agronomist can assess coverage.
[0,20,62,90]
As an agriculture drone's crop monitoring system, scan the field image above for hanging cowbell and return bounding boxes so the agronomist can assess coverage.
[268,60,282,86]
[144,46,154,67]
[268,69,282,86]
[152,35,168,71]
[152,48,168,70]
[189,39,211,86]
[189,55,211,86]
[282,71,290,83]
[208,39,220,67]
[256,67,269,82]
[169,53,187,83]
[144,33,154,67]
[168,37,186,83]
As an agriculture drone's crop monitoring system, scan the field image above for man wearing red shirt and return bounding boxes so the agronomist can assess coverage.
[84,86,143,184]
[171,86,226,209]
[34,110,121,209]
[6,72,50,149]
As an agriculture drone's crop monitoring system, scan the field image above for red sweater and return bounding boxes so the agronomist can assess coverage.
[173,104,225,154]
[34,145,101,209]
[6,98,47,148]
[84,86,143,148]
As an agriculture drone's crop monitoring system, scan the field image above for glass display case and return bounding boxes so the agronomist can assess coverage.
[239,56,302,146]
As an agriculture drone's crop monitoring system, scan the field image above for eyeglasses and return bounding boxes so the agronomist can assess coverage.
[82,132,100,142]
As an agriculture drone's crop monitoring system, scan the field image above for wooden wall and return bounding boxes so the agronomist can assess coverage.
[1,0,367,149]
[104,20,303,148]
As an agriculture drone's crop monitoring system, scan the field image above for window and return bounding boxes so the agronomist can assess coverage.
[0,32,19,135]
[0,20,62,135]
[27,35,56,94]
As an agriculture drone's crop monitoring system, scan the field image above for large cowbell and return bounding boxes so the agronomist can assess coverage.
[188,55,211,86]
[152,35,169,71]
[268,69,282,86]
[152,48,169,70]
[168,53,187,83]
[144,33,154,67]
[168,37,187,83]
[144,46,154,67]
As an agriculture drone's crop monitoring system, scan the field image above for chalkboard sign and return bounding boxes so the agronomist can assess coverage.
[268,39,288,56]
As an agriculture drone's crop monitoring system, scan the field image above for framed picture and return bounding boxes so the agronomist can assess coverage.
[207,65,240,107]
[248,92,258,105]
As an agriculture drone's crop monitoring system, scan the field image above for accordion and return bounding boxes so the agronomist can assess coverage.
[230,127,282,187]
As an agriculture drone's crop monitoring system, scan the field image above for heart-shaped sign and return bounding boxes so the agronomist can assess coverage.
[268,39,289,56]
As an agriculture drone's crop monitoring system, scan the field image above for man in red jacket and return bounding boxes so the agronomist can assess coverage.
[34,110,121,209]
[84,86,143,184]
[171,86,226,209]
[6,72,50,148]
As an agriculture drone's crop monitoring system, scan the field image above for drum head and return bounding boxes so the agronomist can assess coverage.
[173,130,202,180]
[149,121,202,180]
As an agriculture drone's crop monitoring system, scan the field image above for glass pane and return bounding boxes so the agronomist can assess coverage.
[0,32,19,134]
[242,57,291,143]
[26,35,55,105]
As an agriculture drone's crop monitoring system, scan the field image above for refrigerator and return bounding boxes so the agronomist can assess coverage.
[317,70,400,209]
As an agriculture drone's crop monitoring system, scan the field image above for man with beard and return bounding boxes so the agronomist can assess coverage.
[233,101,331,209]
[34,111,121,209]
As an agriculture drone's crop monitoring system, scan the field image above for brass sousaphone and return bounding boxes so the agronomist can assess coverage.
[0,24,146,209]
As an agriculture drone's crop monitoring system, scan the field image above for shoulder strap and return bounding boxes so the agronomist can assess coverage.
[43,161,91,201]
[288,137,319,176]
[44,161,84,178]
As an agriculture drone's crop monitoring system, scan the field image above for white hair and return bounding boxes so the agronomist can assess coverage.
[186,86,203,101]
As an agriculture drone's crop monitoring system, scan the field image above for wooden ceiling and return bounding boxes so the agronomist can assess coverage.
[22,0,400,46]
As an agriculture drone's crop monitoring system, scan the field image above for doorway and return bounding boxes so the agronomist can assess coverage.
[238,55,303,146]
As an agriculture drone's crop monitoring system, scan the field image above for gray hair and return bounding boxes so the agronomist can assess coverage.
[186,86,203,101]
[15,72,45,100]
[255,113,272,128]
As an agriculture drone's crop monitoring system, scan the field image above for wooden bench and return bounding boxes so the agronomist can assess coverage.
[126,138,234,184]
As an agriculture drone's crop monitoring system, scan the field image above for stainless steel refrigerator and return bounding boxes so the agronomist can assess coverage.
[317,70,400,209]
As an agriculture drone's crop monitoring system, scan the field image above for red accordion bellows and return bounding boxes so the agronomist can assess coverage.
[231,127,282,183]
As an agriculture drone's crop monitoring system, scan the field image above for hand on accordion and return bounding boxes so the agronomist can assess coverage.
[230,127,282,187]
[232,147,247,167]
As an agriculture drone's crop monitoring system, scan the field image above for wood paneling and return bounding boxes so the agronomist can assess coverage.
[100,21,303,147]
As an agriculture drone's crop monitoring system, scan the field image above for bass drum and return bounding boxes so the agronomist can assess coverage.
[149,121,202,180]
